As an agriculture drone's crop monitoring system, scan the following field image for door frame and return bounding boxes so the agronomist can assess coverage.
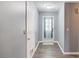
[42,16,54,42]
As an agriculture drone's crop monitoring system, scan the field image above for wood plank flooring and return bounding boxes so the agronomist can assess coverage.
[33,43,79,58]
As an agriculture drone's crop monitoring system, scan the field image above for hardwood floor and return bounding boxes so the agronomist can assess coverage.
[33,43,79,58]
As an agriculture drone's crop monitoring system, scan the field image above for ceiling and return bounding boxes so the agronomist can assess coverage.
[34,1,64,12]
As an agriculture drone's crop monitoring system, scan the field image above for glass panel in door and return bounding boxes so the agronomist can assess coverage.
[44,17,53,39]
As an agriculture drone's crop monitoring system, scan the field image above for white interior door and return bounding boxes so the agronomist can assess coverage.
[42,16,54,42]
[0,2,26,58]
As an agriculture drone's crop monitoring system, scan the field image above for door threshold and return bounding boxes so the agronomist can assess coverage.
[42,40,54,45]
[43,42,54,45]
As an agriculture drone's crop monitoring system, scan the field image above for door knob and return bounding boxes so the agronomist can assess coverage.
[28,38,30,40]
[23,30,26,35]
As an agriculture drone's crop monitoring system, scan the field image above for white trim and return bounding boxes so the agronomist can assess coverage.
[53,41,64,54]
[53,41,58,43]
[31,40,54,57]
[53,41,79,55]
[43,42,54,45]
[64,52,79,55]
[39,40,54,42]
[38,41,44,43]
[32,40,79,58]
[42,16,54,42]
[39,40,54,45]
[31,41,42,58]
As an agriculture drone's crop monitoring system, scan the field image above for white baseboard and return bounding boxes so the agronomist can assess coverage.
[43,43,54,45]
[53,41,64,54]
[31,40,54,57]
[64,52,79,55]
[39,40,53,43]
[32,40,79,58]
[53,41,79,55]
[42,40,54,45]
[31,41,41,58]
[38,41,43,43]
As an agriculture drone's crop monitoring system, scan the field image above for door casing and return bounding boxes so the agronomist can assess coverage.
[42,16,54,42]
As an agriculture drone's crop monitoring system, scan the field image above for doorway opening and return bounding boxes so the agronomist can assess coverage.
[42,16,54,43]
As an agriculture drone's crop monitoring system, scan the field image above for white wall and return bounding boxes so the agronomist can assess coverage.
[64,3,70,52]
[38,3,65,51]
[38,12,58,41]
[58,3,65,50]
[0,2,25,57]
[27,1,39,57]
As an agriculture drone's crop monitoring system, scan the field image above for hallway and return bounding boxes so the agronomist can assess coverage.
[27,1,79,58]
[0,1,79,58]
[33,43,79,58]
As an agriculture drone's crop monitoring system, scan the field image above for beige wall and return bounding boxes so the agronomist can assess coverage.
[70,3,79,52]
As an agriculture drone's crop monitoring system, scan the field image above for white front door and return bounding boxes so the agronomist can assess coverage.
[42,16,54,43]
